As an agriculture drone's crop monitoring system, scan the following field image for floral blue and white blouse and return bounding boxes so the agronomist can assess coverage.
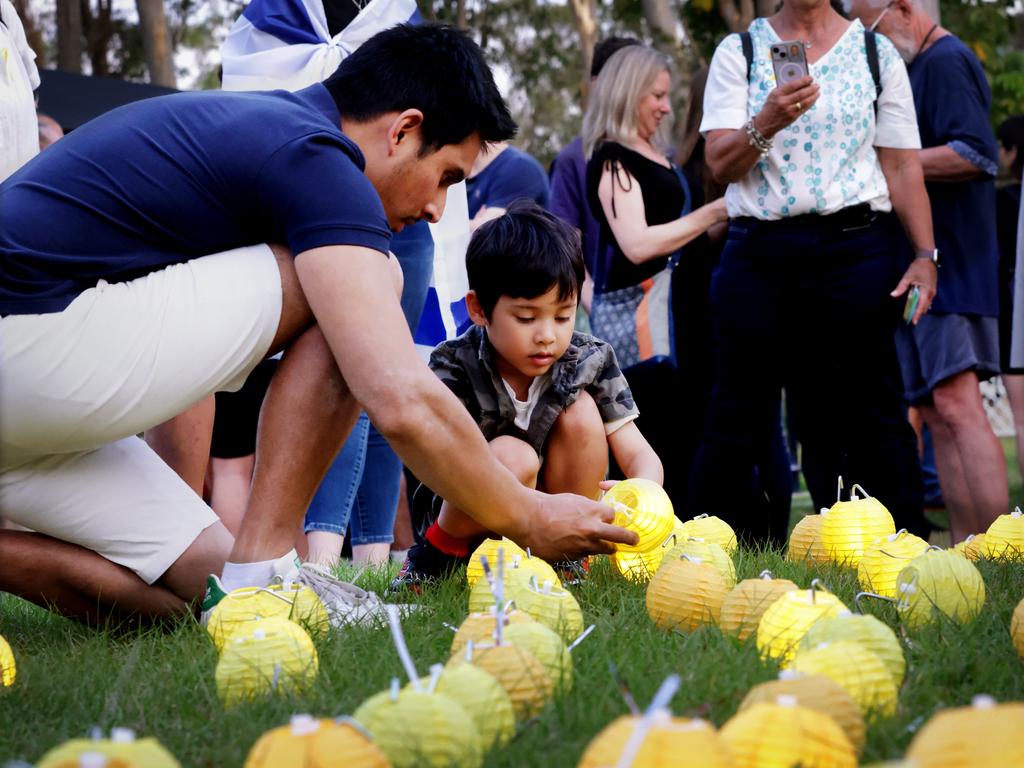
[700,18,920,220]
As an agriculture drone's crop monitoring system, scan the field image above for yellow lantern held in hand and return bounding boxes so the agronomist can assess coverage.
[206,582,328,651]
[756,584,848,663]
[646,555,729,632]
[786,639,898,716]
[678,514,737,554]
[857,530,930,599]
[659,538,736,588]
[740,671,866,753]
[214,617,319,706]
[603,478,676,553]
[577,713,732,768]
[787,510,829,564]
[0,634,15,687]
[905,695,1024,767]
[720,699,857,768]
[244,715,389,768]
[894,549,986,629]
[983,507,1024,561]
[800,613,905,687]
[821,484,895,566]
[719,571,798,641]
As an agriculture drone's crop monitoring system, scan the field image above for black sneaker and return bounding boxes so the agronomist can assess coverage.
[389,538,469,593]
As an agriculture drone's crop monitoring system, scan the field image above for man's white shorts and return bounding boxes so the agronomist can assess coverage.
[0,244,281,583]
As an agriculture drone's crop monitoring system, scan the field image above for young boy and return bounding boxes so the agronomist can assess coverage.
[395,201,663,584]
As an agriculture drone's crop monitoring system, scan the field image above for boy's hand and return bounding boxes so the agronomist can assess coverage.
[518,491,639,560]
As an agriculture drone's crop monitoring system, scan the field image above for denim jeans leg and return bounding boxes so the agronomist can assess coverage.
[349,423,402,546]
[304,412,369,534]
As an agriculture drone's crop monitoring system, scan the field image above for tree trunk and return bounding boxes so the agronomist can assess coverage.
[567,0,597,108]
[135,0,177,86]
[56,0,83,72]
[455,0,467,30]
[717,0,756,33]
[12,0,47,67]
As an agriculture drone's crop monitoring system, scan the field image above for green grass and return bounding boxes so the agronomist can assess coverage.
[2,550,1023,767]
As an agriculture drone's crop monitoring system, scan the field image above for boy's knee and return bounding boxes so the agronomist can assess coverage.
[489,435,540,487]
[554,391,603,436]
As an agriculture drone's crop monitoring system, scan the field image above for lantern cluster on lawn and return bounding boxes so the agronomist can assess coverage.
[243,715,389,768]
[786,640,898,716]
[857,530,930,599]
[578,712,732,768]
[719,698,857,768]
[677,514,738,554]
[37,728,180,768]
[983,507,1024,561]
[905,696,1024,767]
[719,572,798,642]
[951,533,987,561]
[215,617,319,706]
[787,511,828,564]
[756,585,848,663]
[433,662,516,751]
[646,555,729,632]
[800,613,905,686]
[450,609,533,657]
[466,538,525,587]
[661,538,737,588]
[206,581,328,651]
[894,549,986,629]
[820,484,896,565]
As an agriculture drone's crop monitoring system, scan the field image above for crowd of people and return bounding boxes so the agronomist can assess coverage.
[0,0,1022,627]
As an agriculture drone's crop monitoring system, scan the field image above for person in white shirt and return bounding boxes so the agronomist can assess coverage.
[0,0,40,182]
[688,0,938,539]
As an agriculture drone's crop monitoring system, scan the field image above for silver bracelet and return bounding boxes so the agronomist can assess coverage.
[744,118,772,156]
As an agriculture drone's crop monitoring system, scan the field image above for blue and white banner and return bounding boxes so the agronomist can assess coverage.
[221,0,472,351]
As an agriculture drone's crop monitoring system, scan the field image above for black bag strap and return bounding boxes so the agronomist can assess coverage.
[864,29,883,116]
[740,31,754,82]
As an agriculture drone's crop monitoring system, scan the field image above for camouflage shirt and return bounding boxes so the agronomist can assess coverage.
[429,325,640,455]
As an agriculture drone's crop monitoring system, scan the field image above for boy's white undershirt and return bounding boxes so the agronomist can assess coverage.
[500,372,636,435]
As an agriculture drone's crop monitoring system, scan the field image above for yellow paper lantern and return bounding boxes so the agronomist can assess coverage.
[720,700,856,768]
[983,507,1024,561]
[214,617,318,706]
[433,663,516,751]
[756,586,848,663]
[449,642,553,722]
[906,696,1024,767]
[511,581,584,644]
[503,622,572,692]
[786,640,898,716]
[206,583,328,651]
[45,756,136,768]
[38,729,180,768]
[787,511,828,564]
[821,486,895,565]
[244,715,389,768]
[895,549,986,630]
[602,479,676,555]
[466,538,526,587]
[466,559,561,614]
[0,634,15,687]
[800,613,905,687]
[450,610,534,658]
[1012,596,1024,659]
[660,539,736,588]
[740,672,866,753]
[354,688,481,768]
[577,713,732,768]
[646,556,729,632]
[678,514,738,554]
[858,530,930,599]
[950,533,987,561]
[719,572,798,641]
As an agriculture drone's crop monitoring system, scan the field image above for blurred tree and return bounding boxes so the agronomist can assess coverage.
[136,0,176,86]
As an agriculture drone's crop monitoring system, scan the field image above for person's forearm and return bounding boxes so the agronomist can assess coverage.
[705,127,763,184]
[618,202,724,264]
[920,144,991,182]
[880,148,935,253]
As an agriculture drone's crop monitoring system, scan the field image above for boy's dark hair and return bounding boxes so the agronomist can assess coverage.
[467,200,585,319]
[591,36,641,78]
[324,24,517,154]
[998,115,1024,178]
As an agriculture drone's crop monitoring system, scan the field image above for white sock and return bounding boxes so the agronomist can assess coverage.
[221,549,301,591]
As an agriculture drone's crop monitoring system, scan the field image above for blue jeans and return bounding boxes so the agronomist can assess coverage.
[304,221,434,545]
[687,209,927,542]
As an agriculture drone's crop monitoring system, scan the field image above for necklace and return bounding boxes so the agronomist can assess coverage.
[916,24,939,58]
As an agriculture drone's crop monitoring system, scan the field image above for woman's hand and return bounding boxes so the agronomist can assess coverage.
[754,76,820,138]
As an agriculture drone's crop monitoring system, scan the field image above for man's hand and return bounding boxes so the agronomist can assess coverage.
[890,259,938,325]
[515,490,639,561]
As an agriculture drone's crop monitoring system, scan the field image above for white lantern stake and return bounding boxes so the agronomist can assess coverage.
[386,604,422,692]
[615,674,681,768]
[567,624,596,654]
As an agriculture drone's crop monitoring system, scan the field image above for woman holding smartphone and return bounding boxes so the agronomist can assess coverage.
[690,0,938,541]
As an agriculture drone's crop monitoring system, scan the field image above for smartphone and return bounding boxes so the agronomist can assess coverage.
[903,285,921,324]
[771,40,810,86]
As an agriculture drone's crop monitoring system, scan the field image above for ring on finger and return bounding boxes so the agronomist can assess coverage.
[795,101,803,112]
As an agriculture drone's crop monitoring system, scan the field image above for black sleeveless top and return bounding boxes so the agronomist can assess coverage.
[586,141,689,291]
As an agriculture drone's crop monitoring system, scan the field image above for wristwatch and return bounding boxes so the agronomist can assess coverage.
[915,248,940,267]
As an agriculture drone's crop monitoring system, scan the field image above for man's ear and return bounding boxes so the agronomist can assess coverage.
[387,109,426,156]
[465,290,489,327]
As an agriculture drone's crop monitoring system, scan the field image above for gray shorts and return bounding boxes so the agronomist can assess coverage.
[895,312,1000,403]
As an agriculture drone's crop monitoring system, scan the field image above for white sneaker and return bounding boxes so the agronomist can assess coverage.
[275,562,391,628]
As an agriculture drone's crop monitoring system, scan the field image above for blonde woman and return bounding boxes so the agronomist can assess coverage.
[584,44,727,512]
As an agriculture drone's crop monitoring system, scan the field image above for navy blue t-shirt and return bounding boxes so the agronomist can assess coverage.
[466,145,550,219]
[909,35,999,316]
[0,83,392,316]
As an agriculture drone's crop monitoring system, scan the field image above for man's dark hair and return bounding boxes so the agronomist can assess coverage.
[324,24,516,154]
[998,115,1024,178]
[591,36,641,78]
[467,201,585,319]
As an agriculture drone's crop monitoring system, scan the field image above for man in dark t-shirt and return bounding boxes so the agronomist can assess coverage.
[852,0,1007,543]
[0,24,637,627]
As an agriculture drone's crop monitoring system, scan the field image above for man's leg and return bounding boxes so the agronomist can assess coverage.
[143,395,215,496]
[541,392,608,499]
[926,370,1009,539]
[1003,373,1024,482]
[919,405,973,542]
